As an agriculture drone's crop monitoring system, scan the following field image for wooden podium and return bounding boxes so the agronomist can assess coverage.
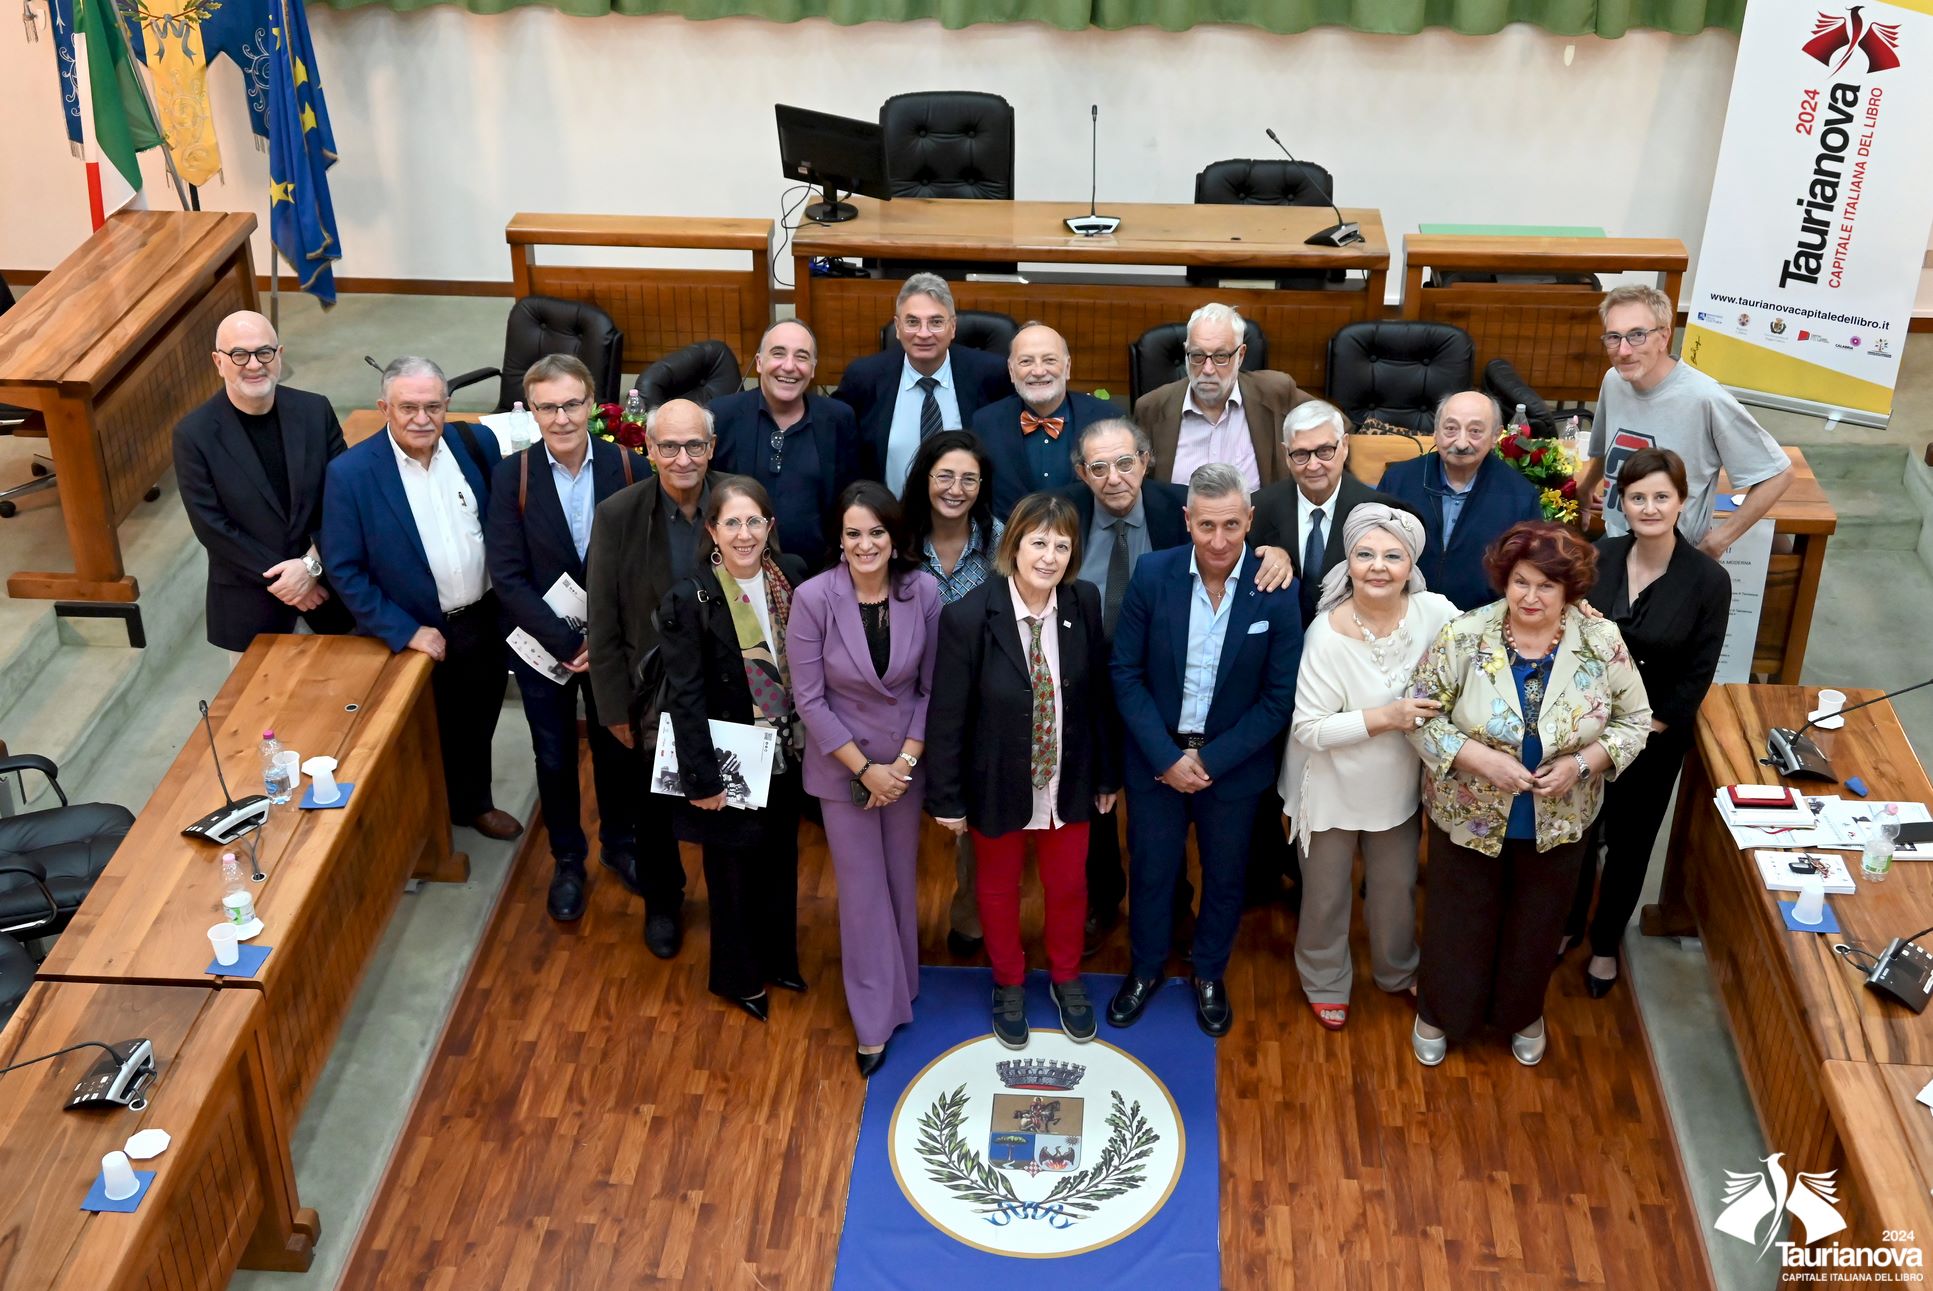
[0,211,258,602]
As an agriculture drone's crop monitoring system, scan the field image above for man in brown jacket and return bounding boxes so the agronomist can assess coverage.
[1132,303,1315,491]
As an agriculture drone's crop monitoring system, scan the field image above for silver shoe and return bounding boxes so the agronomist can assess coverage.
[1411,1017,1447,1067]
[1511,1020,1547,1066]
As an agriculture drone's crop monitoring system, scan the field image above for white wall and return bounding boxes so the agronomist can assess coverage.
[9,7,1922,307]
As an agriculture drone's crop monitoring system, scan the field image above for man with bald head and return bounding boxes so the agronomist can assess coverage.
[174,310,353,650]
[709,318,858,571]
[586,397,717,956]
[972,322,1115,518]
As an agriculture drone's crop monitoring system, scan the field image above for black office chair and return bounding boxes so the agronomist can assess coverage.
[1325,321,1476,435]
[878,91,1017,277]
[877,310,1021,360]
[1427,268,1604,291]
[1126,320,1270,406]
[0,754,134,945]
[0,277,56,520]
[1189,159,1341,290]
[635,340,743,411]
[0,932,31,1028]
[447,295,625,413]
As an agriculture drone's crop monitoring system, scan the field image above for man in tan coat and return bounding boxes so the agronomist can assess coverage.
[1132,303,1315,491]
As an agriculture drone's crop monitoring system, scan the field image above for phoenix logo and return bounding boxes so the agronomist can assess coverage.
[1715,1153,1847,1259]
[1803,6,1903,74]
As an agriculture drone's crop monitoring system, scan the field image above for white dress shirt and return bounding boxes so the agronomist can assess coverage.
[885,353,963,494]
[1295,479,1343,570]
[1177,548,1245,734]
[390,432,488,614]
[1010,581,1064,831]
[1170,383,1260,492]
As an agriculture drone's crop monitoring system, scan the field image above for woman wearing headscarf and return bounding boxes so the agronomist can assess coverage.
[1281,504,1457,1031]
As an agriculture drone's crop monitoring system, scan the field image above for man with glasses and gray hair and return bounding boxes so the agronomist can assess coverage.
[322,355,521,841]
[1577,284,1791,558]
[585,397,718,957]
[832,272,1011,493]
[1131,302,1314,492]
[175,309,354,650]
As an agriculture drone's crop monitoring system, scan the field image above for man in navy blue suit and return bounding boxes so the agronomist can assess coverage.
[831,273,1010,493]
[1376,391,1544,610]
[709,319,858,572]
[321,356,521,841]
[1106,462,1303,1038]
[485,355,644,922]
[972,322,1115,518]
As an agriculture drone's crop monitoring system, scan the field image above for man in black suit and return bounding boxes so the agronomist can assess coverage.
[972,322,1115,517]
[586,398,714,957]
[173,310,353,651]
[831,273,1010,493]
[486,355,645,924]
[709,319,858,572]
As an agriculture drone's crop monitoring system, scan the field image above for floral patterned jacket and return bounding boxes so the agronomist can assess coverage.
[1405,601,1651,857]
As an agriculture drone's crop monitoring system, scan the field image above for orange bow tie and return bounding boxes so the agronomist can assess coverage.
[1020,411,1065,439]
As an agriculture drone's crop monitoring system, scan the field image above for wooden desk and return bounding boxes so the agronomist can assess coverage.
[507,212,772,371]
[1648,687,1933,1175]
[0,212,258,603]
[792,199,1389,395]
[38,634,463,1118]
[1821,1061,1933,1257]
[1400,235,1687,401]
[0,981,315,1287]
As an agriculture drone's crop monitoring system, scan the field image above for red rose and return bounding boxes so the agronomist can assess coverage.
[1560,477,1578,499]
[1530,446,1547,465]
[615,421,647,449]
[1500,437,1524,460]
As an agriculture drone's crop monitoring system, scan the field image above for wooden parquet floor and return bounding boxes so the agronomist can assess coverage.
[344,759,1714,1290]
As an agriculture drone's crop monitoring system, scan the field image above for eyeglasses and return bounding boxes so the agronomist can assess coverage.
[715,515,770,534]
[219,345,281,367]
[1184,348,1240,369]
[650,439,712,460]
[531,397,588,418]
[931,470,981,491]
[1600,327,1664,351]
[1286,443,1340,466]
[1082,454,1144,479]
[393,402,447,420]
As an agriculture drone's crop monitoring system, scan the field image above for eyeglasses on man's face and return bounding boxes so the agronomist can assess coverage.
[1600,327,1665,351]
[219,345,282,367]
[650,438,712,460]
[1082,454,1145,480]
[1184,348,1241,369]
[1286,443,1340,466]
[532,398,589,418]
[393,402,447,421]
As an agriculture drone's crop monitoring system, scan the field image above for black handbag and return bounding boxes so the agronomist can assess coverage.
[631,579,714,754]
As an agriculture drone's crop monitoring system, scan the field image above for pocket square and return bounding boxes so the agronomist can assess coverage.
[1246,621,1270,635]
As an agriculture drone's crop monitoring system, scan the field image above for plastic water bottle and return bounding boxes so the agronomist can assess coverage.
[1861,822,1898,883]
[1511,402,1532,436]
[508,400,539,449]
[220,851,258,926]
[260,729,292,804]
[623,387,646,423]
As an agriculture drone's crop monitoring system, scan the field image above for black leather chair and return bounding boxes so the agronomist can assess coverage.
[1189,159,1340,290]
[447,295,624,413]
[1126,320,1270,406]
[0,933,32,1029]
[635,341,743,410]
[1325,321,1476,435]
[0,754,134,943]
[877,310,1021,360]
[0,277,56,520]
[878,91,1016,277]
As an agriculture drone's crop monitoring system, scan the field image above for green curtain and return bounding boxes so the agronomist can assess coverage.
[315,0,1739,35]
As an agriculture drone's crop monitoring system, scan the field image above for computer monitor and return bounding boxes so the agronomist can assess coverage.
[775,104,893,225]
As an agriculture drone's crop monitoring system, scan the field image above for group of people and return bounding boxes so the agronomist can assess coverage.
[172,273,1783,1077]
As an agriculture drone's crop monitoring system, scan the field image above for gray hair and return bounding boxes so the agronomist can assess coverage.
[1281,398,1346,445]
[381,355,448,400]
[1186,461,1246,504]
[1070,416,1151,465]
[644,401,716,439]
[1598,283,1673,329]
[1432,390,1504,431]
[896,273,955,317]
[1186,302,1247,345]
[1314,503,1429,613]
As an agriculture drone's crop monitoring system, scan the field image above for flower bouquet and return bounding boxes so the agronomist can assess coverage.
[1497,417,1580,525]
[592,402,649,455]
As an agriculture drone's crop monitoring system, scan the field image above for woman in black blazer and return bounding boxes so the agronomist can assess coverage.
[1567,447,1730,997]
[658,475,809,1021]
[926,492,1118,1050]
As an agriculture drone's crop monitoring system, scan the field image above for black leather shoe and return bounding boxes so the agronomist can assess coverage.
[546,860,587,923]
[1585,965,1618,999]
[947,930,984,958]
[1194,977,1232,1037]
[769,973,808,993]
[717,991,768,1022]
[1107,974,1159,1028]
[643,910,682,960]
[856,1048,887,1078]
[598,847,644,898]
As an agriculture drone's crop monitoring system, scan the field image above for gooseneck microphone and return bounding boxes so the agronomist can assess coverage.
[1766,675,1933,781]
[1263,127,1362,248]
[180,699,270,844]
[1065,105,1121,237]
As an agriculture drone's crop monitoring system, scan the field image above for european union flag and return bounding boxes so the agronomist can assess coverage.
[266,0,339,304]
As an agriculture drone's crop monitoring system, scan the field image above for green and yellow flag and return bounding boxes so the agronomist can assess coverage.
[75,0,164,192]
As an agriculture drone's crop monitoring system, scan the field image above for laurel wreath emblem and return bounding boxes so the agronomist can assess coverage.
[914,1083,1160,1220]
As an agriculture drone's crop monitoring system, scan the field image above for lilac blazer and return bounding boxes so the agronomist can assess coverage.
[788,563,944,801]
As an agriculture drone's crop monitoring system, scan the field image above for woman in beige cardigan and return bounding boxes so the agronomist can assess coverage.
[1405,521,1650,1069]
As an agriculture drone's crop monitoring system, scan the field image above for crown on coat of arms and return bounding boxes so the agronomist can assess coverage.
[996,1058,1087,1091]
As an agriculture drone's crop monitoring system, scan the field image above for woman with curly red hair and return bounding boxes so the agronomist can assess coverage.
[1403,521,1652,1068]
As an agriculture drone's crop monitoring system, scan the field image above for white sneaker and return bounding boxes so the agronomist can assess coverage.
[1511,1019,1547,1066]
[1411,1018,1446,1067]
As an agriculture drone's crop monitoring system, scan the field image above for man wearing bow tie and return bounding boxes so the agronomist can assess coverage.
[973,323,1115,519]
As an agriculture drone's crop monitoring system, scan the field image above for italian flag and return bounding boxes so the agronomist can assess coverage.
[72,0,162,227]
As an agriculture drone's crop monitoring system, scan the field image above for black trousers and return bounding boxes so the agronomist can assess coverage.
[1247,786,1301,899]
[1086,801,1126,916]
[431,593,507,823]
[1418,821,1585,1041]
[514,667,638,865]
[701,767,802,1000]
[1567,728,1693,958]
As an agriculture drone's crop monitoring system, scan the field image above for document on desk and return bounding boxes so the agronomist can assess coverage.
[542,574,588,635]
[506,628,570,685]
[1713,791,1833,849]
[1814,800,1933,858]
[1753,849,1857,894]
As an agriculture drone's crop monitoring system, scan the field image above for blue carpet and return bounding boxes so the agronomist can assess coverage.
[832,965,1219,1288]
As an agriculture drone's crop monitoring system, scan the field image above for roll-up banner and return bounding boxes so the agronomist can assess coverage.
[1683,0,1933,423]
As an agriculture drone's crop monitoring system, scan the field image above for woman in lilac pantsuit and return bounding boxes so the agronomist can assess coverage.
[789,480,944,1078]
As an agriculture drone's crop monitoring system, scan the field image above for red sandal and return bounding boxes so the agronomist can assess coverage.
[1310,1002,1349,1031]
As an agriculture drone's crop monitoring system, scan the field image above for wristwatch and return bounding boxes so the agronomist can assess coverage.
[302,553,323,579]
[898,752,919,768]
[1573,752,1593,782]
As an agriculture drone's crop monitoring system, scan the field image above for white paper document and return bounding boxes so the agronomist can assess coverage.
[650,712,776,811]
[1711,517,1775,684]
[1712,791,1833,850]
[543,574,588,635]
[1813,799,1933,859]
[1752,849,1857,894]
[506,627,570,685]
